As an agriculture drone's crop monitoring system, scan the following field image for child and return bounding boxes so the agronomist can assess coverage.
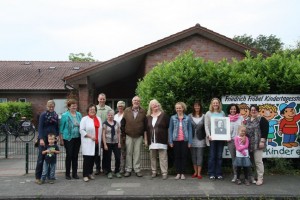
[41,133,60,184]
[233,125,251,186]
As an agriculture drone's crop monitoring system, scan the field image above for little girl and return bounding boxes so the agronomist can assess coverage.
[233,125,251,185]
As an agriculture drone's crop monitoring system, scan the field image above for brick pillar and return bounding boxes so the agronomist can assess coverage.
[78,84,89,115]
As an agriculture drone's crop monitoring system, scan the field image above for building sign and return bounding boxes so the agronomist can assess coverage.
[222,94,300,158]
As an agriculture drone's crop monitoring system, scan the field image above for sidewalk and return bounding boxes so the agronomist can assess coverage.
[0,158,299,199]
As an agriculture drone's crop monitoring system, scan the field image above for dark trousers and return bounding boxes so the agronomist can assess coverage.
[105,143,121,173]
[64,137,81,176]
[237,166,249,180]
[35,145,46,179]
[208,140,225,177]
[173,141,188,174]
[83,155,95,177]
[94,143,101,171]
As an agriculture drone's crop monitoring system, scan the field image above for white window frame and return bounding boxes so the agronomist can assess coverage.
[0,98,7,103]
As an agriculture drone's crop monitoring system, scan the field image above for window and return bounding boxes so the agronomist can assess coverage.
[18,98,27,102]
[0,98,7,103]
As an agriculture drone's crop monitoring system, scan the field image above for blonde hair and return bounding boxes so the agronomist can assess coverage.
[147,99,164,115]
[46,100,55,110]
[259,104,278,113]
[238,125,246,135]
[175,102,187,111]
[209,98,222,112]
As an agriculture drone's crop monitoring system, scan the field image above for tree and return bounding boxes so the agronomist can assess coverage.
[68,52,96,62]
[233,34,283,54]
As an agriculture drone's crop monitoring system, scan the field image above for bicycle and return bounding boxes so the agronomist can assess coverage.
[0,112,36,142]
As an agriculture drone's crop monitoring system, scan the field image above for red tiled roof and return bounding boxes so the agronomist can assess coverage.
[0,61,100,90]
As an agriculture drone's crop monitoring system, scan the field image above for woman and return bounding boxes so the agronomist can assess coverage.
[169,102,192,180]
[103,110,122,179]
[146,99,169,180]
[189,100,206,179]
[59,99,82,180]
[226,103,244,182]
[245,105,268,186]
[205,98,226,180]
[80,104,102,182]
[35,100,59,185]
[114,101,126,174]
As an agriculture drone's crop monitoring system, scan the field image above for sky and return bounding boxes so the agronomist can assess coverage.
[0,0,299,61]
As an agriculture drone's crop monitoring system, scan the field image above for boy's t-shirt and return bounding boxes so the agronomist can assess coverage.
[43,144,59,164]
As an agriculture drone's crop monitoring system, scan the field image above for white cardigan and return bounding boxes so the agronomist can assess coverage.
[80,116,102,156]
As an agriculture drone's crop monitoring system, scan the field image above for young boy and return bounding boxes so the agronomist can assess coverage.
[40,133,60,184]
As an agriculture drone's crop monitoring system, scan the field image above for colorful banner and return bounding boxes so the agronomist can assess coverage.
[222,94,300,158]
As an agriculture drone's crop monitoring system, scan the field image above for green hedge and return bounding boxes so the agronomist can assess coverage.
[0,102,33,123]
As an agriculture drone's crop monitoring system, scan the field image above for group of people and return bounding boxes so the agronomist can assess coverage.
[34,95,268,187]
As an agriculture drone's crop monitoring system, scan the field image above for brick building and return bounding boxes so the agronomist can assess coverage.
[0,24,261,121]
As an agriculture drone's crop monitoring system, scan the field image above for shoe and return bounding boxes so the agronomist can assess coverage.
[35,179,42,185]
[192,173,197,178]
[83,177,89,182]
[175,174,181,180]
[268,141,277,147]
[209,176,215,180]
[65,175,71,180]
[197,175,202,179]
[162,175,168,180]
[231,175,237,182]
[72,174,79,179]
[151,173,157,178]
[107,172,113,179]
[236,179,242,185]
[124,172,131,177]
[250,176,257,184]
[244,179,250,186]
[136,172,143,177]
[49,180,54,184]
[282,143,292,148]
[217,176,223,180]
[256,179,263,186]
[290,142,299,147]
[41,180,45,184]
[180,174,186,180]
[115,172,122,178]
[88,175,95,180]
[95,170,101,175]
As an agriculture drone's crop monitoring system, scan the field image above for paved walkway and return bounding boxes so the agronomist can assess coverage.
[0,158,299,199]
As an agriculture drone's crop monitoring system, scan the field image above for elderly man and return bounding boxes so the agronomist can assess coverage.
[95,93,112,175]
[121,96,147,177]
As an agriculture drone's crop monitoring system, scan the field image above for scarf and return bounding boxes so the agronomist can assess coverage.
[103,120,116,142]
[228,114,240,122]
[45,111,58,124]
[88,115,100,144]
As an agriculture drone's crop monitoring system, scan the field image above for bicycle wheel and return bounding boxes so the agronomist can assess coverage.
[0,124,7,142]
[18,125,35,142]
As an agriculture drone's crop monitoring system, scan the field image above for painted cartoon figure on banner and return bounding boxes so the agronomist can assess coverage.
[259,104,278,147]
[238,103,250,124]
[278,102,300,148]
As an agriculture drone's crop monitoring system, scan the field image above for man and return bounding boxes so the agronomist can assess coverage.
[95,93,112,175]
[121,96,147,177]
[215,120,227,134]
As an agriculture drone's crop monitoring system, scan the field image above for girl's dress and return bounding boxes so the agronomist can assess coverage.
[233,136,251,167]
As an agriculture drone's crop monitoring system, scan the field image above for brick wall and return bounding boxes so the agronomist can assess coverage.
[144,35,245,74]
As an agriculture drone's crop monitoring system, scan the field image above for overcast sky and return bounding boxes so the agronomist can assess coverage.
[0,0,299,61]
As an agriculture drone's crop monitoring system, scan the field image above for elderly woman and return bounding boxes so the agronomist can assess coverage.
[145,99,169,180]
[169,102,192,180]
[80,104,102,182]
[114,101,126,174]
[59,99,82,180]
[245,105,268,186]
[35,100,59,185]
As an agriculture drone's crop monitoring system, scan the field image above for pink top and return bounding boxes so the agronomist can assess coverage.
[234,136,249,156]
[177,118,184,141]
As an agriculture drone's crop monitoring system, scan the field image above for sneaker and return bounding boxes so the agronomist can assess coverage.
[175,174,181,180]
[35,179,42,185]
[217,176,223,180]
[136,172,143,177]
[88,175,95,180]
[231,175,237,182]
[244,179,250,186]
[107,172,113,179]
[83,177,89,182]
[180,174,186,180]
[95,170,101,175]
[151,173,157,178]
[236,179,242,185]
[256,179,263,186]
[124,172,131,177]
[250,176,257,184]
[115,172,122,178]
[209,176,215,180]
[162,175,168,180]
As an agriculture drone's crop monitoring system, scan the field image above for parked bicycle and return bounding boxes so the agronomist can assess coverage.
[0,112,36,142]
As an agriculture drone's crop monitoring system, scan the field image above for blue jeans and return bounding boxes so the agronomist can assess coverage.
[41,160,56,181]
[208,140,225,177]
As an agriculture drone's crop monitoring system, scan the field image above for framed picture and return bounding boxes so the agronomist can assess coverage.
[211,117,230,141]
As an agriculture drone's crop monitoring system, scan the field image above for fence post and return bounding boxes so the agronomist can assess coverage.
[25,143,29,174]
[5,136,8,158]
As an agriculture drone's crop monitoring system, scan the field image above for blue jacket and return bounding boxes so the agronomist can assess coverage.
[168,114,192,145]
[38,111,59,141]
